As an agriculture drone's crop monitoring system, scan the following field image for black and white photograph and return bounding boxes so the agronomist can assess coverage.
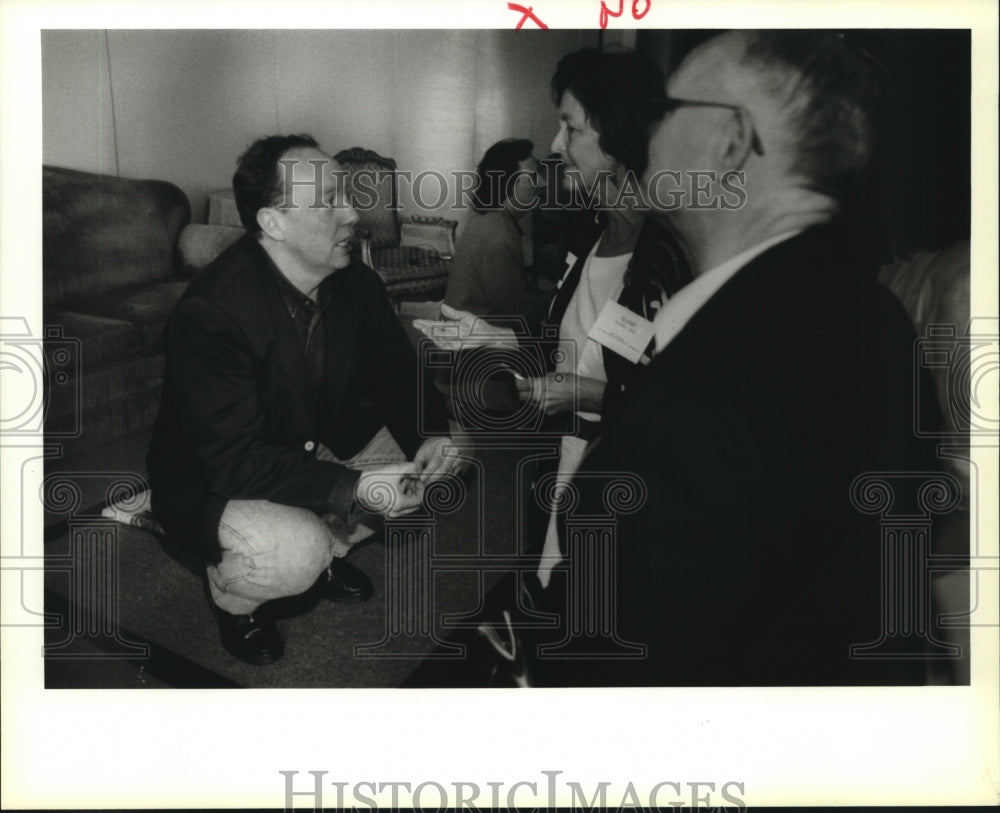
[2,0,997,808]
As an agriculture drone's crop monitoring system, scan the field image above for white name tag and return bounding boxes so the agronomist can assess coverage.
[587,300,656,364]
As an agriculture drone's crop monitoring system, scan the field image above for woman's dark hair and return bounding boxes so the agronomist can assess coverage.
[551,48,666,175]
[233,133,319,234]
[472,137,534,212]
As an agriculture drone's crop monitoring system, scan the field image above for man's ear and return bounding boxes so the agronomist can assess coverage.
[256,207,284,241]
[718,108,756,170]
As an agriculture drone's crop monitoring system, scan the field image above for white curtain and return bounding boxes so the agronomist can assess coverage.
[258,29,594,233]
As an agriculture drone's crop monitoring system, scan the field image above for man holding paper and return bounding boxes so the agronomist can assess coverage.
[147,134,455,665]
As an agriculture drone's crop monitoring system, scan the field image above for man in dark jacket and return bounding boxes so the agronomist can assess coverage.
[535,31,947,685]
[147,134,453,665]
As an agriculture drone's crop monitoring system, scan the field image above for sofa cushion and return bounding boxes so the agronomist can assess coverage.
[45,352,165,425]
[43,166,191,307]
[47,374,164,446]
[68,279,191,356]
[45,310,146,370]
[178,224,244,275]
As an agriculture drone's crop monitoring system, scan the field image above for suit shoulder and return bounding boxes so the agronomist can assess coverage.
[172,235,272,334]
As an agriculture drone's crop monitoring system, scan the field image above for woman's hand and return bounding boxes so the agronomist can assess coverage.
[515,372,606,416]
[412,304,519,352]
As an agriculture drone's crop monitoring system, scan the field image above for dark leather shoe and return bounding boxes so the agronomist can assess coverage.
[323,559,374,603]
[205,579,284,665]
[217,608,285,665]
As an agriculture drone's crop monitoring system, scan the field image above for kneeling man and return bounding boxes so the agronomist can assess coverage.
[147,134,454,665]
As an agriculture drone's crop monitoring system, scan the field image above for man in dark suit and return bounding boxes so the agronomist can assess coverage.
[537,31,944,685]
[147,134,455,665]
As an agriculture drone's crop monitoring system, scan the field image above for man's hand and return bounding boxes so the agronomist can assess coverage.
[515,372,606,416]
[412,436,469,483]
[412,303,519,352]
[354,462,425,518]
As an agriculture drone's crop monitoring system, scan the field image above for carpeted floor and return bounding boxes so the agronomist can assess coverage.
[44,443,555,689]
[43,298,566,689]
[42,432,970,689]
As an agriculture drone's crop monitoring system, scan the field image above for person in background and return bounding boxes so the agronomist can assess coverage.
[443,138,538,320]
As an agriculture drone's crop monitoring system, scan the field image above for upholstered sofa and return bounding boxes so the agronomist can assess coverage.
[43,165,243,471]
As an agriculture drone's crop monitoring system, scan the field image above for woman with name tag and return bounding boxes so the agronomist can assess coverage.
[521,47,676,586]
[414,48,686,591]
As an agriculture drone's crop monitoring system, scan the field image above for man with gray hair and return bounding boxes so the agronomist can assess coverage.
[540,31,942,685]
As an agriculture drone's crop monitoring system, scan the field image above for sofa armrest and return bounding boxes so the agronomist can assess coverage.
[400,215,457,259]
[178,224,244,275]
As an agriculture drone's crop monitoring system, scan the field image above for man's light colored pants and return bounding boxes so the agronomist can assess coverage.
[207,428,405,615]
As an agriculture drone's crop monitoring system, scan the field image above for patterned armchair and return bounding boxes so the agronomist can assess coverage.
[334,147,457,303]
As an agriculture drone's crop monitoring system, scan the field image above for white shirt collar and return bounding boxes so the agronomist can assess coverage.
[652,230,803,353]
